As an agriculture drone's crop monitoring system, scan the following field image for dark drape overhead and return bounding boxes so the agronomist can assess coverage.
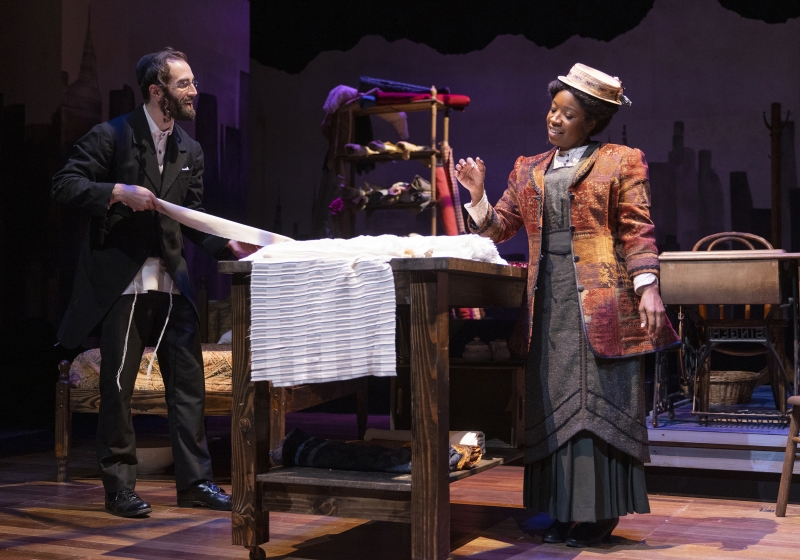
[719,0,800,24]
[251,0,800,74]
[251,0,656,74]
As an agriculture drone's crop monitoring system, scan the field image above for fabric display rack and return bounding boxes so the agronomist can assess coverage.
[318,77,470,239]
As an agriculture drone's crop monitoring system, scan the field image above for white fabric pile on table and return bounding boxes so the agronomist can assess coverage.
[246,234,506,387]
[244,234,507,264]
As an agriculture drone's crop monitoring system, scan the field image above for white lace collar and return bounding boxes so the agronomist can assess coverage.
[552,144,589,170]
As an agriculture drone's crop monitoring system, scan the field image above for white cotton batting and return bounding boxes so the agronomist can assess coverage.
[244,234,507,265]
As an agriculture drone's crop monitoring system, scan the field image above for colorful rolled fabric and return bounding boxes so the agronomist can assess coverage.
[358,76,450,94]
[374,91,471,110]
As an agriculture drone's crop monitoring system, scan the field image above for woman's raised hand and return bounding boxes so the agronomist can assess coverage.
[454,157,486,204]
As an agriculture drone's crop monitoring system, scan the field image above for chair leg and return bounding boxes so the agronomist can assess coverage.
[777,405,800,516]
[55,360,72,483]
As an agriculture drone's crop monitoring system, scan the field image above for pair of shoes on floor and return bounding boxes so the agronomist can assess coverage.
[542,520,574,543]
[177,480,232,511]
[105,489,152,517]
[565,517,619,548]
[105,481,231,516]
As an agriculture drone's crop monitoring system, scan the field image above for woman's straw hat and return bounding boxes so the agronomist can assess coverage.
[558,63,632,106]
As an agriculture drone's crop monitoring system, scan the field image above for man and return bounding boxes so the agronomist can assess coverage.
[52,48,255,517]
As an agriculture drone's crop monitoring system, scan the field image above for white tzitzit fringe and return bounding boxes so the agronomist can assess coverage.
[116,281,139,392]
[146,278,173,379]
[115,278,174,391]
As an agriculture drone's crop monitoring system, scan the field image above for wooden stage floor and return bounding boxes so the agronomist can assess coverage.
[3,441,800,559]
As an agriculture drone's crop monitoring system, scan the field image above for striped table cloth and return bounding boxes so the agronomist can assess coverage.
[250,257,396,386]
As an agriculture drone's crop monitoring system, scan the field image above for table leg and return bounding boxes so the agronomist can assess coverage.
[410,271,450,560]
[230,272,270,549]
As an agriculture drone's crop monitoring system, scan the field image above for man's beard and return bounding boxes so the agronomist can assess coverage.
[160,90,196,122]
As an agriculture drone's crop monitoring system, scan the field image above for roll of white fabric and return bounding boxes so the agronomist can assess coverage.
[157,199,292,246]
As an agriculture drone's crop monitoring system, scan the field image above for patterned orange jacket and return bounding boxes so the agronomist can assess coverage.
[470,143,680,358]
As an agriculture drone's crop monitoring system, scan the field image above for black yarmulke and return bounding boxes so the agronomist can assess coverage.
[135,53,157,85]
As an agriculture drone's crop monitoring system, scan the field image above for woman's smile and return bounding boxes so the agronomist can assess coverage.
[547,90,593,151]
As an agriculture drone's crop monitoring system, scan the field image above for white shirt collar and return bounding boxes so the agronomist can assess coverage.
[552,144,589,170]
[143,105,173,137]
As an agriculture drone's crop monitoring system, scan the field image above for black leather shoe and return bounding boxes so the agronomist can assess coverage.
[565,517,619,548]
[105,489,152,517]
[177,481,231,511]
[542,520,573,543]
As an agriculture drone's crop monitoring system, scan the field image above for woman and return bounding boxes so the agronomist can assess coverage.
[455,63,679,547]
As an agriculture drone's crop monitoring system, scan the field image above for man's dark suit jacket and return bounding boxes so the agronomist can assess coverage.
[52,106,230,349]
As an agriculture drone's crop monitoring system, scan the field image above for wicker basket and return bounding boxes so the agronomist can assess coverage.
[708,370,762,405]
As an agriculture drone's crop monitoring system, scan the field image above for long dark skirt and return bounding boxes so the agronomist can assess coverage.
[523,432,650,522]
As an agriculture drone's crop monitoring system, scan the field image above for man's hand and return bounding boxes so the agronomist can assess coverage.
[227,240,261,259]
[638,283,666,338]
[111,183,159,211]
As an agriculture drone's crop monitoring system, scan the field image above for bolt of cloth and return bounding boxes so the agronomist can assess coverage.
[157,199,292,246]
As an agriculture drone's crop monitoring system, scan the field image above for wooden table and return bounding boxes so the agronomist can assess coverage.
[219,257,527,560]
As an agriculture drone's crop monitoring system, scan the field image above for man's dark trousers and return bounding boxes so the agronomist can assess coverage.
[97,291,212,493]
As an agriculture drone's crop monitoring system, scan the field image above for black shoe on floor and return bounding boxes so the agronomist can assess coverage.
[565,517,619,548]
[177,481,232,511]
[542,520,573,543]
[105,489,152,518]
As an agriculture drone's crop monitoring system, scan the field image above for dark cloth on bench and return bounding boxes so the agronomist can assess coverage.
[280,429,464,474]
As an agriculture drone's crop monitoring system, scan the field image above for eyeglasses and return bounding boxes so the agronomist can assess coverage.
[162,79,198,91]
